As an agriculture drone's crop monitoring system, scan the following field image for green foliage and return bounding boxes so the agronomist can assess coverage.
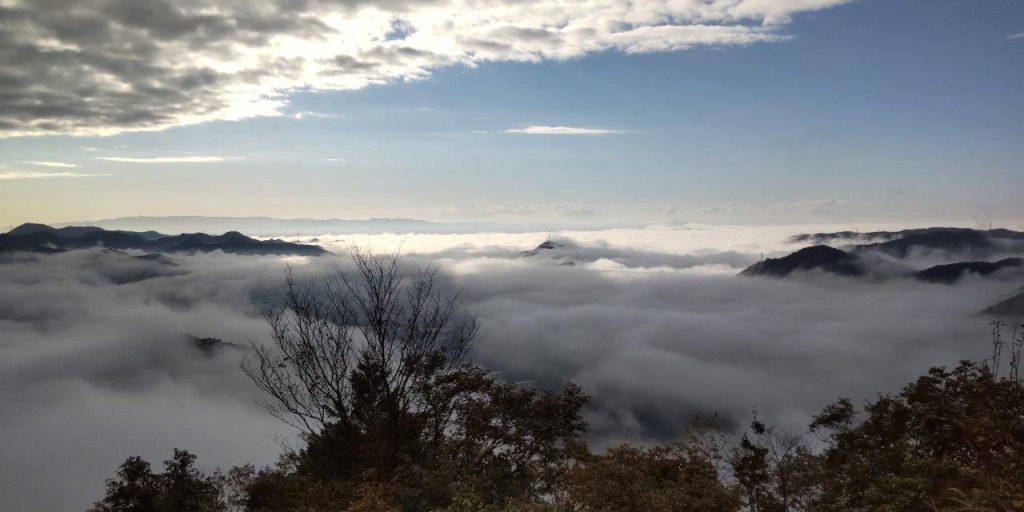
[90,449,224,512]
[567,438,741,512]
[809,361,1024,512]
[91,456,159,512]
[93,357,1024,512]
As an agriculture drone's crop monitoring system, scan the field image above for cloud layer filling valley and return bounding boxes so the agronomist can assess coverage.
[0,223,1019,511]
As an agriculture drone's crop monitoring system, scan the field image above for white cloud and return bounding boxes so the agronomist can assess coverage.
[22,161,77,168]
[437,202,598,219]
[0,171,105,180]
[95,156,229,164]
[1009,32,1024,40]
[291,111,340,120]
[0,0,854,137]
[505,126,622,135]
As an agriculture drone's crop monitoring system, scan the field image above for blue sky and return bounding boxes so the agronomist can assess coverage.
[1,0,1022,227]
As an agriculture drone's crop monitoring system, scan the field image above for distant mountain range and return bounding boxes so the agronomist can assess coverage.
[56,216,439,237]
[38,216,569,237]
[8,222,167,241]
[0,223,327,256]
[791,227,1024,257]
[855,230,1012,259]
[742,227,1024,284]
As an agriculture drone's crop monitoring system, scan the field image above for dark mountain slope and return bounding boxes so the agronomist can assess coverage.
[791,227,1024,262]
[154,231,327,255]
[0,224,326,256]
[791,227,1024,245]
[914,258,1023,284]
[7,222,166,240]
[0,231,67,253]
[740,245,865,277]
[855,229,996,258]
[7,223,100,237]
[743,243,1023,284]
[982,290,1024,319]
[790,227,947,244]
[521,240,569,257]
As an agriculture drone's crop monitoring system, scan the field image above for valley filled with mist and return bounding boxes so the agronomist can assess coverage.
[3,220,1022,511]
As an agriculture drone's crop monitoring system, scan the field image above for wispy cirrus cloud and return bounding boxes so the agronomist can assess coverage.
[0,171,106,180]
[22,161,78,168]
[0,0,854,138]
[505,126,623,136]
[1009,32,1024,40]
[96,156,230,164]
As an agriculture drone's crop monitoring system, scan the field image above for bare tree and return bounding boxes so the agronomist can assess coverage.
[1009,324,1023,383]
[243,250,480,476]
[989,320,1005,377]
[732,413,819,512]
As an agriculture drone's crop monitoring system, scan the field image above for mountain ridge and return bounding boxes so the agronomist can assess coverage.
[744,227,1024,283]
[0,223,327,256]
[740,245,867,277]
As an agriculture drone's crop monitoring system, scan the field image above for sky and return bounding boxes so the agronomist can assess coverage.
[1,0,1023,228]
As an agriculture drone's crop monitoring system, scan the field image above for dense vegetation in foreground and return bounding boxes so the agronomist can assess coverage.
[90,254,1024,512]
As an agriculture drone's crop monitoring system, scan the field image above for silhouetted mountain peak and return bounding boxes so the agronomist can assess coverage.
[8,223,57,236]
[522,240,571,257]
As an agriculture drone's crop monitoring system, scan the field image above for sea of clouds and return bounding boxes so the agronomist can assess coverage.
[2,222,1021,511]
